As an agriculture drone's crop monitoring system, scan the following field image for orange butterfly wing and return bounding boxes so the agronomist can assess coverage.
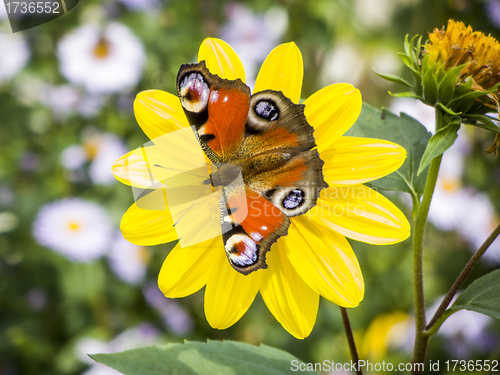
[221,188,289,275]
[177,61,249,162]
[177,62,327,275]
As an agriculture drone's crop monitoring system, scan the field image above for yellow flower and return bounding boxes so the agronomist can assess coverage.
[112,38,410,339]
[361,311,412,360]
[426,20,500,92]
[382,20,500,120]
[425,20,500,153]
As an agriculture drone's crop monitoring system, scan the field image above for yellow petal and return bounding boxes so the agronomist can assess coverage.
[321,137,407,186]
[158,236,222,298]
[198,38,246,82]
[303,84,362,153]
[260,243,319,339]
[253,42,303,103]
[112,146,164,189]
[308,185,411,245]
[170,188,223,248]
[113,125,209,188]
[134,90,189,141]
[204,246,264,329]
[120,189,177,246]
[284,216,364,307]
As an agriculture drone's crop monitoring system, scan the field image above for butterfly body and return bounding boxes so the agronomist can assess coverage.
[177,61,327,275]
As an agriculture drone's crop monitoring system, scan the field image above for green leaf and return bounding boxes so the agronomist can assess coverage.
[90,341,320,375]
[435,103,461,116]
[374,70,412,87]
[450,269,500,320]
[417,120,461,175]
[346,104,432,201]
[398,53,415,70]
[388,91,419,99]
[414,35,423,61]
[437,64,466,104]
[421,59,438,105]
[403,34,412,56]
[454,77,473,98]
[448,90,493,114]
[464,114,500,133]
[435,65,446,83]
[405,34,422,66]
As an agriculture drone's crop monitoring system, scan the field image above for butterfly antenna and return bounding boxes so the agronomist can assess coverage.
[172,183,213,227]
[152,164,209,179]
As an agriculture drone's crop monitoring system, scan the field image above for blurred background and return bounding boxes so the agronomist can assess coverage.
[1,0,500,374]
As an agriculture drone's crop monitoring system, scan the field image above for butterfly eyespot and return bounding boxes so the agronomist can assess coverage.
[247,91,286,132]
[178,72,210,113]
[225,234,258,266]
[254,100,279,121]
[282,189,305,210]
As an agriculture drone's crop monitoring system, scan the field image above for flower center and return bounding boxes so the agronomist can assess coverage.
[441,178,460,192]
[137,247,151,264]
[93,37,112,59]
[67,221,81,232]
[83,135,100,159]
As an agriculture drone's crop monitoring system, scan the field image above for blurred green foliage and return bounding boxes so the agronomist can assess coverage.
[1,0,500,374]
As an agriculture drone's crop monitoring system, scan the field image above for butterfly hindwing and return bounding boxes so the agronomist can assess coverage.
[238,90,328,217]
[220,187,289,275]
[246,149,327,217]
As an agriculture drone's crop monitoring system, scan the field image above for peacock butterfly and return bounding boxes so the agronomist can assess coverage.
[176,61,328,275]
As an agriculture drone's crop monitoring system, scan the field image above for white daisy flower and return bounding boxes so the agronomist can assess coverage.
[108,234,149,285]
[57,22,145,94]
[39,84,80,118]
[60,144,88,171]
[39,84,103,120]
[89,133,129,185]
[0,33,30,83]
[60,129,128,185]
[33,198,113,262]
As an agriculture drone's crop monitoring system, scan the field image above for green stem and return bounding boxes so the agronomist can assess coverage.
[424,309,453,338]
[410,108,445,374]
[340,307,363,375]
